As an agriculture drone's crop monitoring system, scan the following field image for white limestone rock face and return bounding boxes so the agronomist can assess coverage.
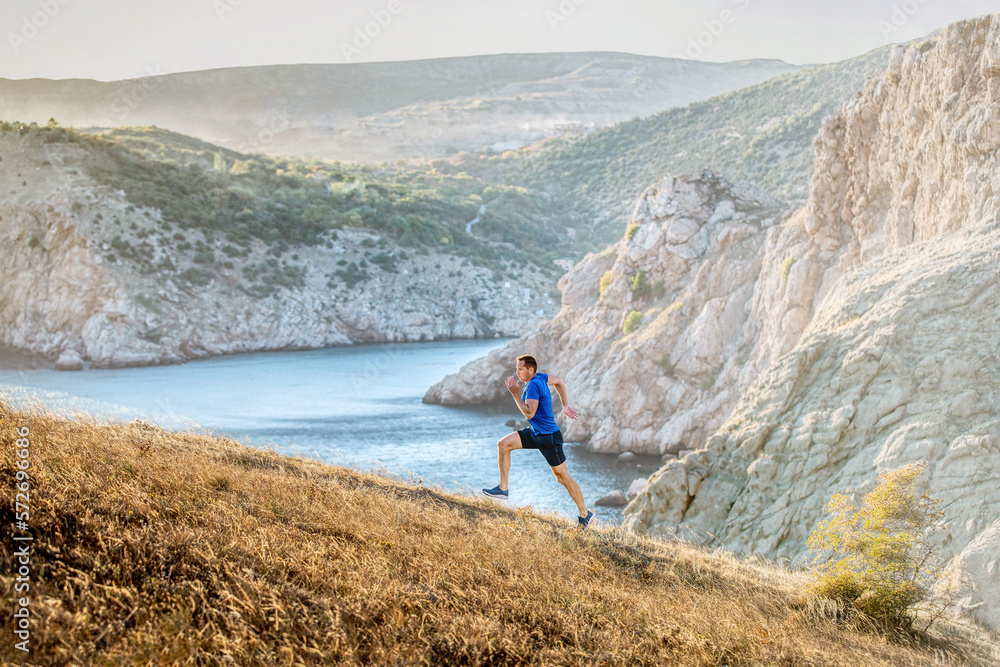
[0,140,544,367]
[626,477,649,501]
[0,193,149,367]
[625,15,1000,630]
[625,224,1000,628]
[424,171,788,454]
[54,349,84,371]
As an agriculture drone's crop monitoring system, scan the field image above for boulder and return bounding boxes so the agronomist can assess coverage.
[595,490,628,507]
[626,478,649,500]
[54,349,83,371]
[424,170,788,454]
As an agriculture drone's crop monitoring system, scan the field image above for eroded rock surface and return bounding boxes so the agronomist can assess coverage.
[430,15,1000,630]
[0,133,544,367]
[625,16,1000,630]
[425,171,788,455]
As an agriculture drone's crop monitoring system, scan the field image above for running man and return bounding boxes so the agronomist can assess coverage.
[482,354,595,529]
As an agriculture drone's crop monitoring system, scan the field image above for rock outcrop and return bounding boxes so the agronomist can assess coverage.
[0,133,545,367]
[625,17,1000,630]
[424,171,788,455]
[428,16,1000,630]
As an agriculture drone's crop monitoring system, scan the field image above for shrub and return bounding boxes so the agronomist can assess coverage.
[370,251,398,273]
[625,223,640,241]
[780,256,797,280]
[335,261,370,289]
[178,268,210,287]
[629,270,650,298]
[622,310,642,335]
[807,462,947,630]
[599,270,613,296]
[658,354,674,376]
[698,375,715,391]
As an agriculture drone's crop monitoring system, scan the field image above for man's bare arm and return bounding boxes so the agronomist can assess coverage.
[548,376,569,407]
[547,376,579,420]
[515,398,538,419]
[505,375,537,418]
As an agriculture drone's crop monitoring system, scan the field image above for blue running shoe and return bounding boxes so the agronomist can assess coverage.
[578,509,595,530]
[482,484,508,500]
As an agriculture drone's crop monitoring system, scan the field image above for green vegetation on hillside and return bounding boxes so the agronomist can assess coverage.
[517,46,892,243]
[0,44,900,296]
[22,125,583,286]
[808,462,955,632]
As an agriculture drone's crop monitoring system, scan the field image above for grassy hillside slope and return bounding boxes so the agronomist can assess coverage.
[1,401,995,665]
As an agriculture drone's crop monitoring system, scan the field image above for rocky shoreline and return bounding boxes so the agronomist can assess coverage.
[0,135,551,369]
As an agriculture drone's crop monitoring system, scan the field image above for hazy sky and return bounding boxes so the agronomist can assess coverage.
[2,0,999,81]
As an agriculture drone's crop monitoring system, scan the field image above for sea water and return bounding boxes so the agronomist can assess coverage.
[0,339,661,523]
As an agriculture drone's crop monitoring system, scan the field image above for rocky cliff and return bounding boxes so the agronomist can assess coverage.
[424,171,790,456]
[427,16,1000,630]
[635,17,1000,631]
[0,132,544,368]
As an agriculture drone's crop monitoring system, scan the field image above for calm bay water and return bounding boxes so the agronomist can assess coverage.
[0,339,659,524]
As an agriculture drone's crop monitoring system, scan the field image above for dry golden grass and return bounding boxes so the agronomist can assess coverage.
[2,399,997,666]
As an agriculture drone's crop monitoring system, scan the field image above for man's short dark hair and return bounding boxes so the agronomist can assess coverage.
[516,354,537,371]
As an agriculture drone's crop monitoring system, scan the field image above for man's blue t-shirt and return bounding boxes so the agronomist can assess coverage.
[523,372,559,434]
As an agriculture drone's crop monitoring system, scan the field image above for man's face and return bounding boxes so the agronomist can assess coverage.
[515,360,535,383]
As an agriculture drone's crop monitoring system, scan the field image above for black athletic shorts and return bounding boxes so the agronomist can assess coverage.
[518,427,566,467]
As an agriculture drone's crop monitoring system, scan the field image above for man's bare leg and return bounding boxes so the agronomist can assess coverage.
[496,432,522,491]
[551,462,588,517]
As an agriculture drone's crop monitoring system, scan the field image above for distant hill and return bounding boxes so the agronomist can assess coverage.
[517,45,893,241]
[0,53,797,162]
